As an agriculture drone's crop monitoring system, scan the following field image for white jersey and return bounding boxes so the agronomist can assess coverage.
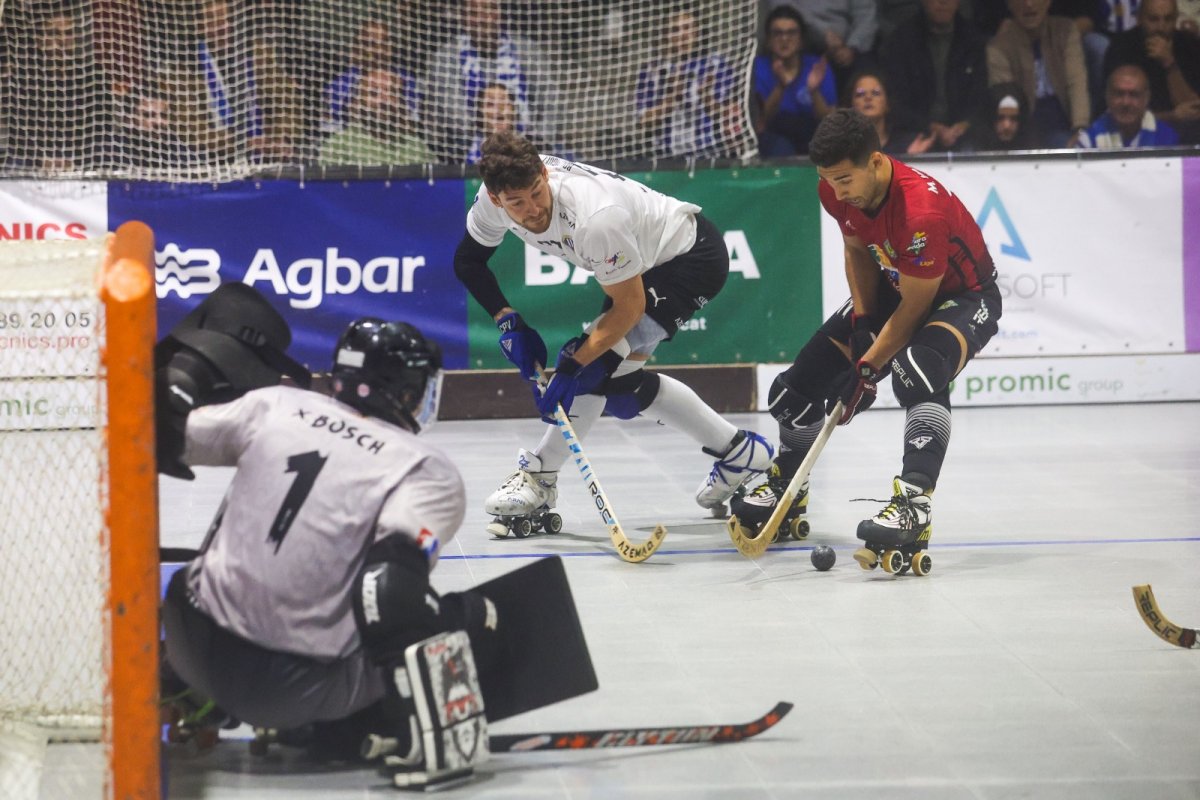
[466,155,701,286]
[180,386,465,660]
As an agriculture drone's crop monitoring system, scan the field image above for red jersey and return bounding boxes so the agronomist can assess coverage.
[818,157,995,297]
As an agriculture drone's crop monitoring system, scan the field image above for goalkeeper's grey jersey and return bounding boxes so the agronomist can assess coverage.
[466,155,701,286]
[180,386,465,660]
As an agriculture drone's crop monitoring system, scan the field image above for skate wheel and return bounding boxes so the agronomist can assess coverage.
[513,518,533,538]
[541,513,563,534]
[486,520,509,539]
[788,517,810,540]
[881,549,904,574]
[853,547,878,570]
[911,550,932,577]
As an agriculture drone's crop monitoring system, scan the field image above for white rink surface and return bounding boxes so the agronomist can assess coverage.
[159,403,1200,800]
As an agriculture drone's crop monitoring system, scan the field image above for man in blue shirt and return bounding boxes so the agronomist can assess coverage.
[1079,63,1180,146]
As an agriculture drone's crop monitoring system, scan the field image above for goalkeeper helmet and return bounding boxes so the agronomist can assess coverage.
[331,318,443,432]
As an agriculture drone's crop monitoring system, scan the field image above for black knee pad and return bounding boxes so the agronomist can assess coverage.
[890,344,953,408]
[352,537,440,666]
[766,374,825,429]
[600,369,660,420]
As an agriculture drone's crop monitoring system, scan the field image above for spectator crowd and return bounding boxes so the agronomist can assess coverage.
[1,0,1197,176]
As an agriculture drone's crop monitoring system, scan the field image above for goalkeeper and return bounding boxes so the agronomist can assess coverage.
[157,292,595,789]
[454,130,773,535]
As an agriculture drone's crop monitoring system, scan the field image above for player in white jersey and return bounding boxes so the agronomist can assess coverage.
[454,130,774,535]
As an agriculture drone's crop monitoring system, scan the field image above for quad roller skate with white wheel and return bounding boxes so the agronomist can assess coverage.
[728,462,810,542]
[485,449,562,539]
[853,475,933,576]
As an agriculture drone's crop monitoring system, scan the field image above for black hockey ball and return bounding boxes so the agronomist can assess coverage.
[810,545,836,571]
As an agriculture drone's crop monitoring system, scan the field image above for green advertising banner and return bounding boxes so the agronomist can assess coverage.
[464,165,824,369]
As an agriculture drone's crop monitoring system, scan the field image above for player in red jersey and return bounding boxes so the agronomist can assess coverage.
[731,108,1001,574]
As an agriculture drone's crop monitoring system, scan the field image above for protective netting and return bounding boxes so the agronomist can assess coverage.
[0,239,108,799]
[0,0,759,182]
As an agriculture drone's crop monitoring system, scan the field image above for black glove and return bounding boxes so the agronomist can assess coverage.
[496,312,547,381]
[849,313,876,363]
[827,360,884,426]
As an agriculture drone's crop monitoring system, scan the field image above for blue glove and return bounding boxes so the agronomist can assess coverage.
[826,360,884,426]
[496,312,547,381]
[537,337,609,421]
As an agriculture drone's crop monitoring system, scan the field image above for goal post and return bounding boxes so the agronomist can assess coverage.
[0,221,159,799]
[103,221,161,800]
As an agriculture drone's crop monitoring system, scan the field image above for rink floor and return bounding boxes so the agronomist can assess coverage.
[155,402,1200,800]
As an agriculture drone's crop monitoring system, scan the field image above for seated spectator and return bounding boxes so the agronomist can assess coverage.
[845,69,935,154]
[1103,0,1200,141]
[753,6,835,156]
[987,0,1092,147]
[319,67,433,166]
[880,0,988,152]
[116,90,204,170]
[969,81,1036,149]
[7,6,114,172]
[466,83,521,163]
[426,0,559,162]
[165,0,300,164]
[785,0,879,95]
[322,18,420,135]
[636,5,739,157]
[1079,62,1181,144]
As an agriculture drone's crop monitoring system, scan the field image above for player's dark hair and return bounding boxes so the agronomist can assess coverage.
[478,130,543,194]
[808,109,880,168]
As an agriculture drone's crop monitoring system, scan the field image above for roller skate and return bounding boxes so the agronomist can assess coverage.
[485,449,562,538]
[853,475,933,576]
[728,461,809,542]
[696,429,775,514]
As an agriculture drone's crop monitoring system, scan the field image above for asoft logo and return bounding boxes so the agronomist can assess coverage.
[976,187,1030,261]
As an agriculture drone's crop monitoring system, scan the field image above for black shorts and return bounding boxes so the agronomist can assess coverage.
[599,213,728,338]
[818,273,1002,376]
[161,567,385,730]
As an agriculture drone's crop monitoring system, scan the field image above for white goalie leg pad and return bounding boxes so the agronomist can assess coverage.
[389,630,489,791]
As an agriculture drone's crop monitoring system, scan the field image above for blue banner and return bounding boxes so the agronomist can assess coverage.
[108,179,468,370]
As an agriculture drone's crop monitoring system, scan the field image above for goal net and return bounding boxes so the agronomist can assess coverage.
[0,223,159,799]
[0,0,759,182]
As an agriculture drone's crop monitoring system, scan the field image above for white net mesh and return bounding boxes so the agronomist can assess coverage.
[0,238,109,799]
[0,0,759,181]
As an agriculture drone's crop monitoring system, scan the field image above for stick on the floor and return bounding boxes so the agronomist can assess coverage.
[551,400,666,563]
[490,700,792,752]
[1132,584,1199,649]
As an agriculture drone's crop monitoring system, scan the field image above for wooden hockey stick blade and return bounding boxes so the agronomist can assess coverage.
[551,399,667,563]
[727,402,842,558]
[489,701,793,752]
[1132,584,1199,649]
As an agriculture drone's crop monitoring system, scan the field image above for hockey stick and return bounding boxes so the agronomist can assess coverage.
[1132,584,1199,649]
[490,700,792,752]
[551,400,667,563]
[727,402,842,558]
